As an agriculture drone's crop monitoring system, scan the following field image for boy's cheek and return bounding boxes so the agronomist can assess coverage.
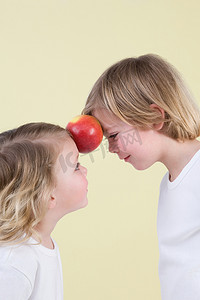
[117,135,131,153]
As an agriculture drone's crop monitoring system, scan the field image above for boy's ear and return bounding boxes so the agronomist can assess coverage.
[149,104,165,131]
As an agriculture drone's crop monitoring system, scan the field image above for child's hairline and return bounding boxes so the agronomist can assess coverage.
[0,128,75,246]
[82,54,200,141]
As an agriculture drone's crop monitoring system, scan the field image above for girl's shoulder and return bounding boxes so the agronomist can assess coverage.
[0,241,38,286]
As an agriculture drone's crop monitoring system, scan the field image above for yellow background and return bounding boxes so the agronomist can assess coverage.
[1,1,200,299]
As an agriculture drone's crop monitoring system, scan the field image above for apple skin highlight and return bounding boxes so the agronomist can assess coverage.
[66,115,103,153]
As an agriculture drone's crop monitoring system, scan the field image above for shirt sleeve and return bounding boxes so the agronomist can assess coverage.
[0,264,32,300]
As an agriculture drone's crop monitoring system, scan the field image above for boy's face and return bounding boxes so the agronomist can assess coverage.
[51,138,88,217]
[93,108,163,170]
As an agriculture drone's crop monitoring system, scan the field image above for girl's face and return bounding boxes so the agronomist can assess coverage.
[93,108,163,170]
[52,138,88,217]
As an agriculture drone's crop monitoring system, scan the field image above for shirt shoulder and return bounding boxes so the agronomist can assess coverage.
[0,242,38,289]
[159,171,168,190]
[0,264,33,299]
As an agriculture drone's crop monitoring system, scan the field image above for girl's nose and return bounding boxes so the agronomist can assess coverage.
[81,165,88,176]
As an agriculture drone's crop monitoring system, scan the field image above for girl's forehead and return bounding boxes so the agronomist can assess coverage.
[55,139,78,173]
[62,138,78,155]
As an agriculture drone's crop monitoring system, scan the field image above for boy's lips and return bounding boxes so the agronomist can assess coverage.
[124,155,131,162]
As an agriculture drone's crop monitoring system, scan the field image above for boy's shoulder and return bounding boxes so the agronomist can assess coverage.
[159,171,168,188]
[0,241,38,285]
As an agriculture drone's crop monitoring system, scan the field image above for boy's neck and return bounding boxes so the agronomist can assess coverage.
[160,138,200,182]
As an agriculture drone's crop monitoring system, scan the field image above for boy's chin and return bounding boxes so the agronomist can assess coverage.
[129,160,152,171]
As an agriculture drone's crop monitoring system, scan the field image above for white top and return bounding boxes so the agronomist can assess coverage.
[0,237,63,300]
[157,149,200,300]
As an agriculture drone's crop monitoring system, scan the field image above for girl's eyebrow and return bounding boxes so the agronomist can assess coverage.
[72,154,79,166]
[72,153,79,164]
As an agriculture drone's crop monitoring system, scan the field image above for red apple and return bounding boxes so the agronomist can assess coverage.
[66,115,103,153]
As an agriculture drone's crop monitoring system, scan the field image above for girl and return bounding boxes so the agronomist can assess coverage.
[0,122,88,299]
[82,54,200,300]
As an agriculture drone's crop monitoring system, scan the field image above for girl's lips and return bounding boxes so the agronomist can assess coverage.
[124,155,131,162]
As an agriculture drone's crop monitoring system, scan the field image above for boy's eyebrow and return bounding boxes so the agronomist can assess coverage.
[103,126,117,135]
[102,127,107,136]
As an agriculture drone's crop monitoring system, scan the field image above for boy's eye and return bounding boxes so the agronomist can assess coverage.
[108,133,118,140]
[75,162,80,171]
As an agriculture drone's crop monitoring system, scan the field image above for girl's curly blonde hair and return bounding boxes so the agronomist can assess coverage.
[82,54,200,141]
[0,122,71,246]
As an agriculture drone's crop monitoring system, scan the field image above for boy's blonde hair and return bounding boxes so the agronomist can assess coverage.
[0,122,71,246]
[82,54,200,141]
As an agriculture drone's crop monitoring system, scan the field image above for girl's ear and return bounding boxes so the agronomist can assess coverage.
[150,104,165,131]
[48,194,57,209]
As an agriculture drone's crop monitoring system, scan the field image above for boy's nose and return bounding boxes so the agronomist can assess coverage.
[108,140,119,154]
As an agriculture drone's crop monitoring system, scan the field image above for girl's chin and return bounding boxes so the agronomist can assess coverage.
[80,197,88,209]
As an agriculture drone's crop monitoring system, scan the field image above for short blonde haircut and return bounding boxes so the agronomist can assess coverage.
[82,54,200,141]
[0,122,71,246]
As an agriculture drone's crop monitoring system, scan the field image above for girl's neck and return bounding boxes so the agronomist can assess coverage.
[32,232,54,249]
[41,236,54,249]
[33,217,57,249]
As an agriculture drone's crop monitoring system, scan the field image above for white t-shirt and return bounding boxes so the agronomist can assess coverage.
[0,237,63,300]
[157,149,200,300]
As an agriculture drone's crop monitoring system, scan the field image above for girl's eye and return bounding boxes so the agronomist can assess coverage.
[75,162,80,171]
[108,133,118,140]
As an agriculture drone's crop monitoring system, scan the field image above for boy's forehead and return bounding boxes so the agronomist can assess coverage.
[93,109,121,132]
